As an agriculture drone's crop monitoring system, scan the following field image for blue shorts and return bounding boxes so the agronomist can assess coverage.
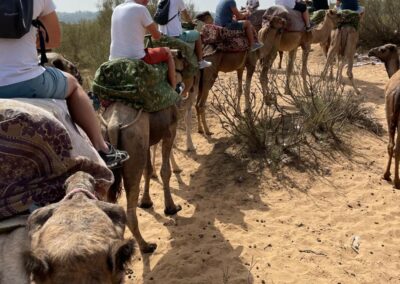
[224,21,244,31]
[178,30,200,43]
[0,67,67,99]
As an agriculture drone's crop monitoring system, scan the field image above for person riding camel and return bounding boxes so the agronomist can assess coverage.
[336,0,365,15]
[157,0,212,69]
[246,0,260,13]
[109,0,184,94]
[275,0,314,32]
[0,0,129,169]
[215,0,263,52]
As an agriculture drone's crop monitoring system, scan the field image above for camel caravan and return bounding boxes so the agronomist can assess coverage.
[1,0,398,282]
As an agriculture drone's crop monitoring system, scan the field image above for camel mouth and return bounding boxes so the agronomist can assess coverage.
[367,50,377,57]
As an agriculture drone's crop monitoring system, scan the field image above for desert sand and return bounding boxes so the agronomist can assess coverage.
[122,48,400,284]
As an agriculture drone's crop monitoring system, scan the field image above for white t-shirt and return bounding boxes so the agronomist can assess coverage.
[275,0,296,8]
[0,0,56,86]
[158,0,186,37]
[109,0,153,60]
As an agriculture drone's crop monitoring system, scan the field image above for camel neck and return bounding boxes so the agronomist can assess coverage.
[385,56,400,78]
[312,17,334,43]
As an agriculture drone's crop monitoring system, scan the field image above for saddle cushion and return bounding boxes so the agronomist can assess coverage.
[92,58,180,112]
[263,5,305,32]
[0,99,113,220]
[337,10,360,30]
[201,24,250,56]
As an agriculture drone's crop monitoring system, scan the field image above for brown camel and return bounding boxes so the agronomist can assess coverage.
[321,14,361,94]
[368,44,400,188]
[260,9,342,96]
[196,16,286,135]
[0,171,134,283]
[101,102,181,254]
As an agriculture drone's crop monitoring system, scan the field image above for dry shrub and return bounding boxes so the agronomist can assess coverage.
[359,0,400,47]
[211,69,382,167]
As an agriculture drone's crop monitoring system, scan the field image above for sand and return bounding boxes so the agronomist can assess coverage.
[122,49,400,284]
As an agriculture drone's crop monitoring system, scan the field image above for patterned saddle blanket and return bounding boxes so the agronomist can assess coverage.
[263,5,305,32]
[92,58,181,112]
[201,24,250,56]
[337,9,361,30]
[0,99,113,220]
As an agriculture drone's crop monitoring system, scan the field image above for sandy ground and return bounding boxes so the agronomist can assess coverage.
[122,49,400,284]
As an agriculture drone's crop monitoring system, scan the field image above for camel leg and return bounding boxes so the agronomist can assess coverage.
[394,127,400,189]
[322,30,340,79]
[244,61,256,113]
[139,149,154,209]
[237,68,244,112]
[122,124,157,253]
[278,51,284,69]
[183,76,196,152]
[301,45,311,94]
[384,126,395,182]
[260,51,277,105]
[197,72,217,136]
[150,144,158,178]
[345,33,360,94]
[170,149,181,173]
[286,50,297,94]
[161,122,182,215]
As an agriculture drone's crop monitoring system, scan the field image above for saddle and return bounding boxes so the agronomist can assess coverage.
[0,99,113,220]
[201,24,251,56]
[263,5,306,32]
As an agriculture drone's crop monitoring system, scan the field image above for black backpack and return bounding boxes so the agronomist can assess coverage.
[153,0,179,25]
[0,0,49,64]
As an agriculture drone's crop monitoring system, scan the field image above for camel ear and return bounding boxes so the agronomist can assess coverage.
[389,45,397,52]
[27,205,56,234]
[50,58,67,71]
[97,201,127,237]
[108,239,135,272]
[24,251,50,279]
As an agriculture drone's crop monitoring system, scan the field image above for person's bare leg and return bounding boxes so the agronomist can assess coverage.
[195,39,203,61]
[63,72,108,153]
[243,21,254,46]
[166,49,177,89]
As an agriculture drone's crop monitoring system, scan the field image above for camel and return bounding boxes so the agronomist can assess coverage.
[368,44,400,188]
[321,13,361,94]
[0,171,134,283]
[195,15,286,135]
[101,102,181,254]
[259,9,342,96]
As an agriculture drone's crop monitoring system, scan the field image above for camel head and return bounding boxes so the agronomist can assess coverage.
[368,44,398,63]
[45,52,83,85]
[325,9,341,27]
[25,171,135,284]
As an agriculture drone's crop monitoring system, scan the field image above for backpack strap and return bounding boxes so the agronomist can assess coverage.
[167,12,179,24]
[32,19,49,66]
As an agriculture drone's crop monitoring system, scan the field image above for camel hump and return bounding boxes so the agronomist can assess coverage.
[263,5,305,32]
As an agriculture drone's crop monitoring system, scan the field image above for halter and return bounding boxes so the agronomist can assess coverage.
[62,188,98,201]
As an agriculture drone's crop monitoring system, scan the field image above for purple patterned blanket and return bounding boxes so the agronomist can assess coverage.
[0,99,113,220]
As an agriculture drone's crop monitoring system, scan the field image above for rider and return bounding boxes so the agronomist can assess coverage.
[246,0,260,12]
[0,0,129,169]
[311,0,329,11]
[110,0,183,94]
[215,0,263,52]
[275,0,313,31]
[157,0,212,69]
[336,0,364,14]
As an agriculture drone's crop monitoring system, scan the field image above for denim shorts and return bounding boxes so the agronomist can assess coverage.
[0,67,67,99]
[224,21,244,31]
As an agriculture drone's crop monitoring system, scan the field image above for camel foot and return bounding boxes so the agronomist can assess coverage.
[383,173,391,181]
[205,131,214,136]
[140,242,157,254]
[151,173,158,179]
[164,204,182,216]
[138,200,153,209]
[198,129,204,134]
[186,146,196,152]
[394,180,400,189]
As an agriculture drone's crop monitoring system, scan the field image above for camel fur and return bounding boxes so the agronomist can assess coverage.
[0,171,134,284]
[368,44,400,188]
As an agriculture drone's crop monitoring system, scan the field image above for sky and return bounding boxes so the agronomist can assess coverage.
[53,0,276,13]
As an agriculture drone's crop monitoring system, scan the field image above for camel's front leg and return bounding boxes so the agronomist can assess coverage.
[394,126,400,189]
[384,126,395,181]
[185,88,196,152]
[244,62,256,114]
[150,144,158,178]
[321,30,340,79]
[197,73,217,136]
[286,49,297,94]
[139,149,154,209]
[161,124,182,215]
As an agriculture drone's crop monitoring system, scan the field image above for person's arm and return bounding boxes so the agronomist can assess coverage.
[231,6,249,20]
[146,23,161,40]
[37,11,61,49]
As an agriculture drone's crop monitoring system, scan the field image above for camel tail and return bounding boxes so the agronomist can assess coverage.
[390,88,400,135]
[339,27,350,57]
